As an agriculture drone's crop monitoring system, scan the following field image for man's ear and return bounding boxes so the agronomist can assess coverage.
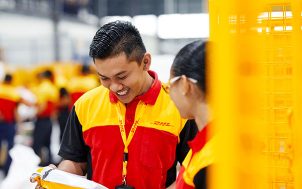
[142,53,151,71]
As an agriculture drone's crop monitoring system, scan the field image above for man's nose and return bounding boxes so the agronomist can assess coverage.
[109,81,123,92]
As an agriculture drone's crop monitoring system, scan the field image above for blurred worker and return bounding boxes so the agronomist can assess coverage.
[32,20,198,189]
[168,40,214,189]
[0,73,32,176]
[0,48,5,82]
[32,69,59,166]
[68,64,99,106]
[57,87,70,142]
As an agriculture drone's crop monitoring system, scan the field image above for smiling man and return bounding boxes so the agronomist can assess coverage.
[53,21,198,189]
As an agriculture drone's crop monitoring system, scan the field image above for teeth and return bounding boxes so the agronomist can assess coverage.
[117,89,128,96]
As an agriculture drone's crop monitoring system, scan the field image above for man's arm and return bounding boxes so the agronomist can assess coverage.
[166,181,176,189]
[57,160,87,176]
[58,105,91,177]
[31,160,87,189]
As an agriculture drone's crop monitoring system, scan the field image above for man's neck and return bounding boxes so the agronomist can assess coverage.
[140,72,154,95]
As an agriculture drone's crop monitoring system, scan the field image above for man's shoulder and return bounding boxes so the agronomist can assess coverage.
[155,83,182,116]
[160,82,169,94]
[157,82,172,102]
[75,85,108,104]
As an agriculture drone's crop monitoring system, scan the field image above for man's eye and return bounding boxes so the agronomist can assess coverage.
[118,75,127,80]
[101,77,109,81]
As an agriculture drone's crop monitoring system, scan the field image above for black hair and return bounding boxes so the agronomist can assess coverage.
[89,20,146,64]
[171,40,207,93]
[59,87,69,98]
[4,73,13,83]
[41,69,53,79]
[81,64,90,74]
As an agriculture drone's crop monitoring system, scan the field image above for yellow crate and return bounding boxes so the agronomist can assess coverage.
[265,138,292,154]
[270,182,294,189]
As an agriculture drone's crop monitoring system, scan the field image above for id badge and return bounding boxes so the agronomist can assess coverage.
[115,184,135,189]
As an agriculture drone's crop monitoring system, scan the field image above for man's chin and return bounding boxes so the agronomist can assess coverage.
[117,95,134,104]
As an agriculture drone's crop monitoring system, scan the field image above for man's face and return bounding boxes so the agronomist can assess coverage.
[94,52,147,104]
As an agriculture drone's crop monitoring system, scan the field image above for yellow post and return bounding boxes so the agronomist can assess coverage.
[291,1,302,189]
[208,0,238,188]
[209,0,301,189]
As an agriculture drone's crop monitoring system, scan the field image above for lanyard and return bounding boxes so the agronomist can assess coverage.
[115,101,147,185]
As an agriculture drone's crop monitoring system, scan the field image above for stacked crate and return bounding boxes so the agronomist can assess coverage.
[260,3,294,189]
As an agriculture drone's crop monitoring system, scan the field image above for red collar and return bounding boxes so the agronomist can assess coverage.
[188,124,210,154]
[109,70,161,105]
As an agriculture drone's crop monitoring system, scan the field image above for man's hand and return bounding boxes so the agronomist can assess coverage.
[30,160,87,189]
[33,184,45,189]
[30,164,57,189]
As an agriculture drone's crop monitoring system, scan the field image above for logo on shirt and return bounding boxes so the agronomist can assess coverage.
[152,121,171,126]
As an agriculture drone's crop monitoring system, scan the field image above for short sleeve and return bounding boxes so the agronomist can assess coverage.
[58,106,89,162]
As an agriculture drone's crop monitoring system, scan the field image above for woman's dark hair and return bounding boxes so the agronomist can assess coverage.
[171,40,207,93]
[89,20,146,64]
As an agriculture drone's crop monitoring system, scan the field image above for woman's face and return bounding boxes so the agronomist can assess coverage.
[168,74,193,119]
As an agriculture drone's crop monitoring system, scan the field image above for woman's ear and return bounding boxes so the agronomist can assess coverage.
[180,75,190,96]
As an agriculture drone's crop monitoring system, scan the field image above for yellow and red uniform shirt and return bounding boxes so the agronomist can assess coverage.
[176,125,216,189]
[0,84,21,123]
[59,71,198,189]
[33,80,59,118]
[68,75,99,106]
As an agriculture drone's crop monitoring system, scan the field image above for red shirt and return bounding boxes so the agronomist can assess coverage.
[176,125,209,189]
[0,84,21,123]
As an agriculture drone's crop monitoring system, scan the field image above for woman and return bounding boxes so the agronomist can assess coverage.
[168,40,214,189]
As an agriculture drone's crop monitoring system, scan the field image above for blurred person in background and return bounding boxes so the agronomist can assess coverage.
[33,20,197,189]
[68,64,99,107]
[32,69,59,166]
[167,40,214,189]
[57,87,70,142]
[0,73,33,176]
[0,48,5,82]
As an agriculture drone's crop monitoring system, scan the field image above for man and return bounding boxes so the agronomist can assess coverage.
[32,69,59,166]
[0,74,32,176]
[68,64,99,106]
[34,20,197,189]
